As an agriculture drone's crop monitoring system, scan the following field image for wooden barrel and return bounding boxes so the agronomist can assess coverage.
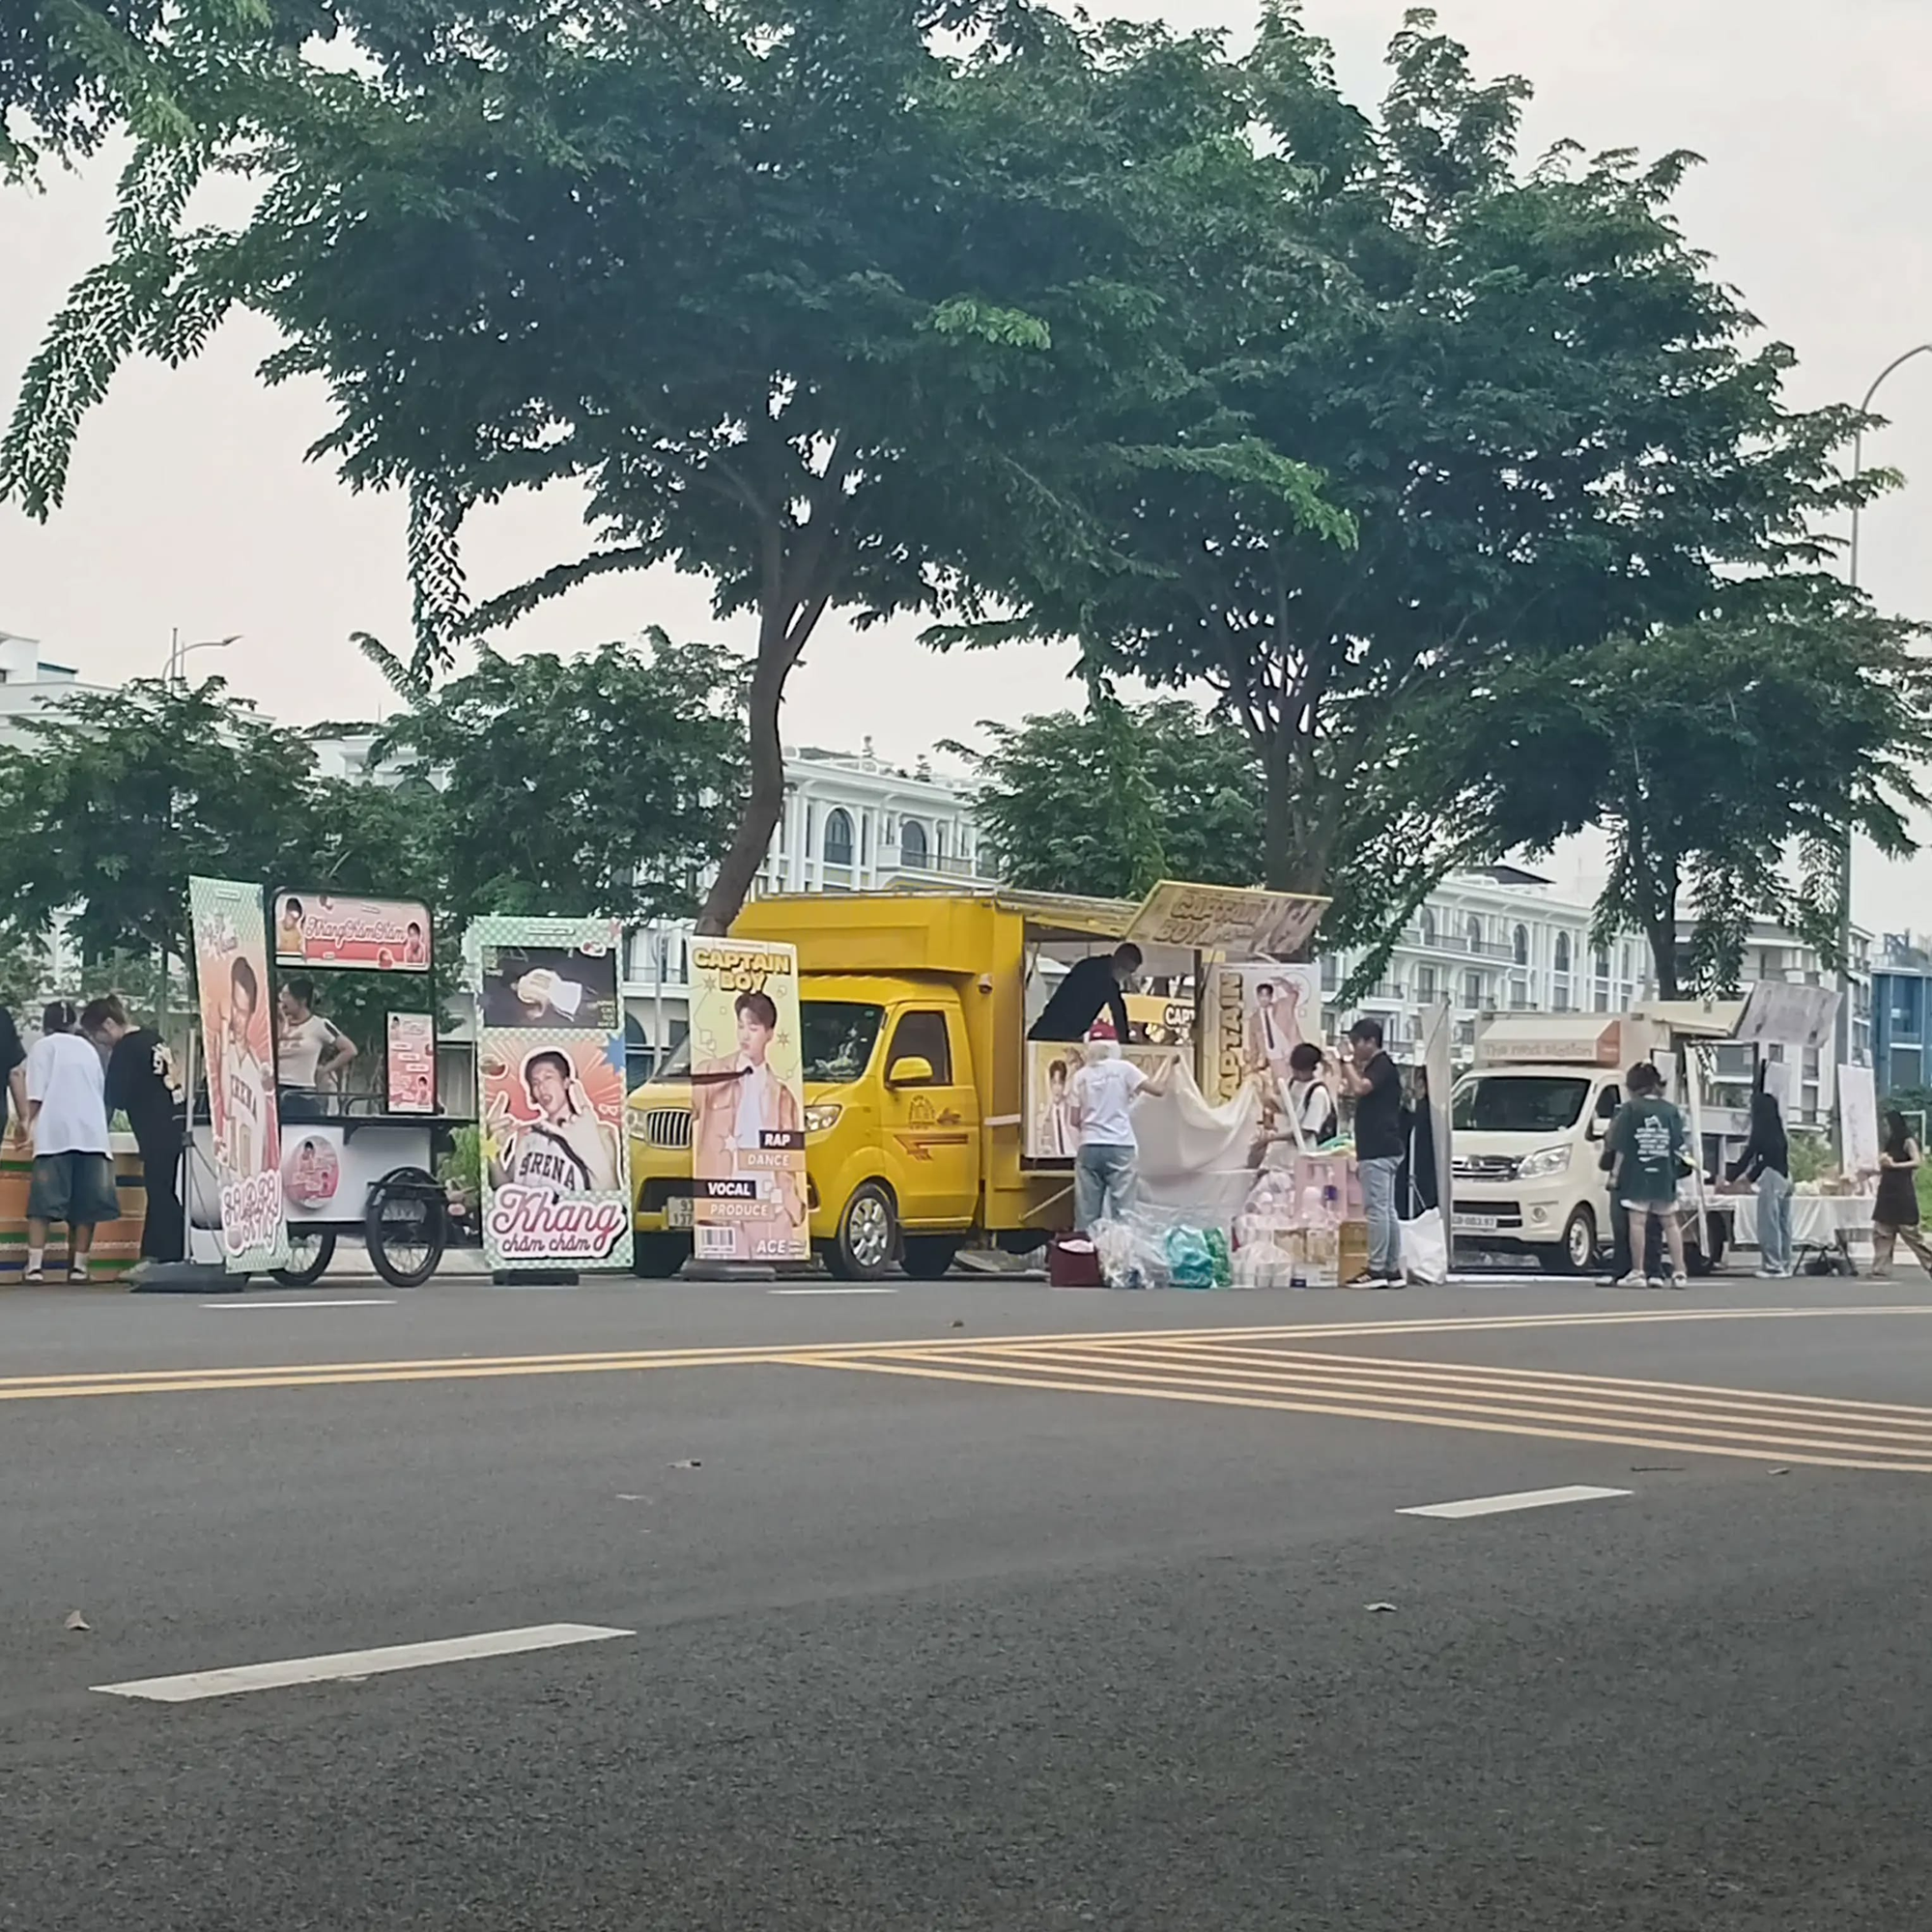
[0,1135,147,1282]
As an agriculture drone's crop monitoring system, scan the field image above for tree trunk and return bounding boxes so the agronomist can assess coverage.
[1259,733,1336,959]
[696,639,789,937]
[1644,912,1680,1000]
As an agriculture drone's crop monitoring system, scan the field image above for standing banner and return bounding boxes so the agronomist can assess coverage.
[1839,1063,1880,1179]
[1202,962,1323,1107]
[386,1012,437,1114]
[274,892,432,971]
[688,938,810,1263]
[466,915,631,1271]
[189,876,290,1272]
[1419,999,1455,1264]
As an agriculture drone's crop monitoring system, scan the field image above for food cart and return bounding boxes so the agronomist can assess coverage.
[185,891,457,1287]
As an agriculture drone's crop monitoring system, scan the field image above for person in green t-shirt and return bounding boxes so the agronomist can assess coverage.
[1605,1062,1689,1288]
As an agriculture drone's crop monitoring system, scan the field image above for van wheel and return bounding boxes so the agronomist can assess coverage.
[632,1234,691,1279]
[1557,1206,1598,1275]
[900,1236,962,1280]
[829,1183,897,1281]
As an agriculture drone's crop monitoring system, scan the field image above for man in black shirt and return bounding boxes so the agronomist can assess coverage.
[0,1003,25,1147]
[1338,1016,1405,1288]
[82,996,185,1263]
[1029,945,1140,1044]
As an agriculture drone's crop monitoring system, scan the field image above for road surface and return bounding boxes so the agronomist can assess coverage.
[5,1274,1931,1929]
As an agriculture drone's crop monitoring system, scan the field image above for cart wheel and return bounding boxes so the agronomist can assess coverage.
[275,1229,337,1288]
[364,1167,446,1289]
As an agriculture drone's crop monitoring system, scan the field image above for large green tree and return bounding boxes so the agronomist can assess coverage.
[971,4,1882,959]
[0,677,318,966]
[1466,587,1932,997]
[4,0,1331,933]
[363,629,745,924]
[946,696,1264,903]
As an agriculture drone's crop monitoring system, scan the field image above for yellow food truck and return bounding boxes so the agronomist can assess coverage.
[628,883,1325,1278]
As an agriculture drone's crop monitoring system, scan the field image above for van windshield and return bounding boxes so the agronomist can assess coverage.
[1453,1075,1591,1134]
[650,1002,884,1085]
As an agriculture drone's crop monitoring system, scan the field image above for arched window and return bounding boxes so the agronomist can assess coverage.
[1465,914,1484,954]
[1420,908,1437,949]
[823,808,854,867]
[899,818,928,867]
[1513,923,1529,967]
[1554,933,1572,975]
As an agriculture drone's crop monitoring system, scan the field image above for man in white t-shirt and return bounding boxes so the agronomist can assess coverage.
[23,999,118,1283]
[1066,1019,1173,1231]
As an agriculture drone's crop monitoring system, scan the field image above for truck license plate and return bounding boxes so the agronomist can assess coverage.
[666,1197,694,1231]
[1453,1212,1500,1234]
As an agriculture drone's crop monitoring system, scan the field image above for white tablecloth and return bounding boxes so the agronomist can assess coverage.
[1728,1192,1875,1249]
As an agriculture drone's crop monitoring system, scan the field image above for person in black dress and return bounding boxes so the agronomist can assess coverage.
[81,996,185,1264]
[1871,1108,1932,1278]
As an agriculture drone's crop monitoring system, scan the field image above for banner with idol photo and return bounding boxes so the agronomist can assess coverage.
[1201,962,1323,1108]
[189,876,290,1272]
[687,939,810,1264]
[274,892,432,972]
[467,915,632,1271]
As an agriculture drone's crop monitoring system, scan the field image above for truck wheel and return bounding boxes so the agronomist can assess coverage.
[632,1234,691,1279]
[900,1236,962,1280]
[829,1183,897,1281]
[1556,1205,1598,1275]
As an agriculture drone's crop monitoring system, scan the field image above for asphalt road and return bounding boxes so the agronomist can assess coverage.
[5,1274,1932,1929]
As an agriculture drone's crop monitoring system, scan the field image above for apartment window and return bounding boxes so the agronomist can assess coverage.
[899,818,928,867]
[860,812,870,864]
[1419,908,1437,949]
[1320,955,1340,994]
[1513,923,1529,967]
[1463,970,1484,1009]
[823,809,854,867]
[1465,915,1484,954]
[1416,964,1437,1004]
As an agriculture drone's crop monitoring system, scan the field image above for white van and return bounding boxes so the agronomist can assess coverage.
[1449,1009,1744,1274]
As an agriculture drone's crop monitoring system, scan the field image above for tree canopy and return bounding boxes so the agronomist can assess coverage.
[4,0,1334,932]
[945,696,1265,903]
[964,4,1887,955]
[1465,587,1932,997]
[364,628,745,925]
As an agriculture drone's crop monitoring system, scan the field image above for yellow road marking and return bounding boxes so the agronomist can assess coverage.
[855,1346,1932,1461]
[0,1302,1924,1406]
[791,1356,1932,1474]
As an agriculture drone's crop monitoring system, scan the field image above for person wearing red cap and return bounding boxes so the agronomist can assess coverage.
[1067,1018,1173,1231]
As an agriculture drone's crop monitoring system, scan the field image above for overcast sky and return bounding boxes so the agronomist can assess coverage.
[4,0,1930,921]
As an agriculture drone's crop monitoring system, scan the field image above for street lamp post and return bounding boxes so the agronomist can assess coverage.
[1836,345,1932,1079]
[161,628,241,688]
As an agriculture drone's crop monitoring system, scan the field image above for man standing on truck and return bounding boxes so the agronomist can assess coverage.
[1337,1017,1405,1288]
[1030,945,1139,1045]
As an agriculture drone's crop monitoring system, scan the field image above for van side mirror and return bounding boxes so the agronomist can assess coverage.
[887,1055,934,1088]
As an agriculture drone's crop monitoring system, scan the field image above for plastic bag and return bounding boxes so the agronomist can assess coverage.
[1164,1224,1217,1290]
[1401,1208,1448,1286]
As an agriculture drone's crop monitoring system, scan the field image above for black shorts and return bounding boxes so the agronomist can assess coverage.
[28,1151,120,1226]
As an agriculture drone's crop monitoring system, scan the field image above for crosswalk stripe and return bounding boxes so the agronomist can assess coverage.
[797,1333,1932,1472]
[806,1355,1932,1473]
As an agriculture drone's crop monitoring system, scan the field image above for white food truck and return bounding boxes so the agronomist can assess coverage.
[1449,1006,1749,1274]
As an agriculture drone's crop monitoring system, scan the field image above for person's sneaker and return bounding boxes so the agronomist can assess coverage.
[1613,1273,1646,1289]
[1645,1275,1667,1291]
[1374,1273,1406,1291]
[1669,1272,1690,1291]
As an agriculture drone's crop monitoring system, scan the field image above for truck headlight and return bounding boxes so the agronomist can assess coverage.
[804,1103,842,1134]
[1517,1145,1572,1180]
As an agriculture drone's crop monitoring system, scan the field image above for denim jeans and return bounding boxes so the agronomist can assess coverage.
[1756,1168,1795,1276]
[1075,1143,1139,1230]
[1359,1154,1403,1278]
